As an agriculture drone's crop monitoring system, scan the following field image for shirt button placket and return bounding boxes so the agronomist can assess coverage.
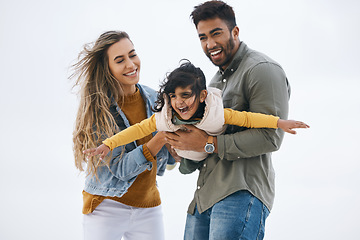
[197,162,207,191]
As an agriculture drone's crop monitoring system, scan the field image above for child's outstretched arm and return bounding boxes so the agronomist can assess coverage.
[83,114,157,159]
[83,144,110,160]
[224,108,309,134]
[224,108,279,128]
[103,114,157,150]
[277,119,309,134]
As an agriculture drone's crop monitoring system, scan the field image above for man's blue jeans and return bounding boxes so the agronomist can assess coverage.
[184,190,270,240]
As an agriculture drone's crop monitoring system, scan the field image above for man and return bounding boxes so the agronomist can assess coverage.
[165,1,290,239]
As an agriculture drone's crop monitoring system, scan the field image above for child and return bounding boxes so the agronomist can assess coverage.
[84,60,309,161]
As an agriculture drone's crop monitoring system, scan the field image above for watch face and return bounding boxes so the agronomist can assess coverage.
[205,143,215,153]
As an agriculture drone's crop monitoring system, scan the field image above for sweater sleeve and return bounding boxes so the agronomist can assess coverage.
[223,108,279,129]
[103,114,157,150]
[142,143,156,163]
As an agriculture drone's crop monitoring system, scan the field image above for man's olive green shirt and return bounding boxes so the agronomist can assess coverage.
[180,42,290,214]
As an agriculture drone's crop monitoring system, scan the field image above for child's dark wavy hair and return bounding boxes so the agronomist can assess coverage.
[153,59,206,113]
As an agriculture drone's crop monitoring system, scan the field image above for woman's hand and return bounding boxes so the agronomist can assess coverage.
[83,144,110,160]
[145,131,167,157]
[277,119,310,134]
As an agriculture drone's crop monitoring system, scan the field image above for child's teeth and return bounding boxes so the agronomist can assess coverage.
[179,107,187,113]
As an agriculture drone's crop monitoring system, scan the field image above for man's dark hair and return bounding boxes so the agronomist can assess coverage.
[190,0,236,31]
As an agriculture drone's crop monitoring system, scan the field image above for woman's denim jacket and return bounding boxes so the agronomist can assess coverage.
[84,84,175,197]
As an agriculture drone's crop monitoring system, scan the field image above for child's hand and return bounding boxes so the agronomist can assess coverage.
[83,144,110,160]
[278,119,310,134]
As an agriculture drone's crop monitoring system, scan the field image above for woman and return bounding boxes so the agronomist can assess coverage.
[71,31,175,240]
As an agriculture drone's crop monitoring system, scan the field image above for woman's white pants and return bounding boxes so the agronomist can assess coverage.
[83,199,165,240]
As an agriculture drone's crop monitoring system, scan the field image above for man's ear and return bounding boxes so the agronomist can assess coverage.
[232,26,239,39]
[200,90,208,103]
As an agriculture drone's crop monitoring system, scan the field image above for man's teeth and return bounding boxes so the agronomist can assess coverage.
[210,50,222,56]
[125,70,137,76]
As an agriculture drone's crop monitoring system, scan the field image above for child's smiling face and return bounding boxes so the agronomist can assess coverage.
[169,85,207,120]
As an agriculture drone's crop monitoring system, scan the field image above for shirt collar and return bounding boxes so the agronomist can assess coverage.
[218,42,247,77]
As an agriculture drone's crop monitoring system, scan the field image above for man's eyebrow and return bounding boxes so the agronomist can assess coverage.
[198,27,223,37]
[113,49,136,61]
[209,28,223,34]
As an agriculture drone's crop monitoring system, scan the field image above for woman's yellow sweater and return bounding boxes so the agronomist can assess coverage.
[82,88,160,214]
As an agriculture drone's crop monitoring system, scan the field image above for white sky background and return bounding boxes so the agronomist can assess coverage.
[0,0,359,239]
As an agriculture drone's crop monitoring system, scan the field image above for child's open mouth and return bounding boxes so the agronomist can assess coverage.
[178,106,189,114]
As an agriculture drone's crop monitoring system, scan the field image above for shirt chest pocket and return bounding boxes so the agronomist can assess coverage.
[222,93,248,111]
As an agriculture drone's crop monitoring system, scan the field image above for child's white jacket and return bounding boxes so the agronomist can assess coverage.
[155,87,226,161]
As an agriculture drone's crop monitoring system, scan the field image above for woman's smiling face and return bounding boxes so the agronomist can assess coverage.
[107,38,140,95]
[169,85,207,120]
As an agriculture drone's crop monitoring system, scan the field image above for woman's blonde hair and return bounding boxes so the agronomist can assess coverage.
[70,31,131,177]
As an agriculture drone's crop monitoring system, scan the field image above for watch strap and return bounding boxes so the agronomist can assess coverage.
[207,135,214,144]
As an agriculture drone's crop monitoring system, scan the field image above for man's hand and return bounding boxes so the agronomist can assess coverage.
[164,125,209,152]
[165,143,182,162]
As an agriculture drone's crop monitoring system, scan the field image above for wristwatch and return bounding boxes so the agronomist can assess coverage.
[204,136,215,154]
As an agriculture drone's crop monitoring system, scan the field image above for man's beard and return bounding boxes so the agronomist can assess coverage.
[207,35,235,69]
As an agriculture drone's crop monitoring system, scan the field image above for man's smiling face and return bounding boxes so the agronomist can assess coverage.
[197,17,239,70]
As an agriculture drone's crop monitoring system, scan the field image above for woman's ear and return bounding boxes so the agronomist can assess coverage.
[200,90,207,103]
